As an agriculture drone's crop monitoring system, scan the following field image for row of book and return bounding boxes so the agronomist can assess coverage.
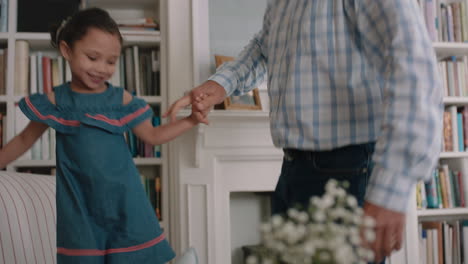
[116,18,159,33]
[14,40,161,97]
[416,164,466,209]
[140,175,162,220]
[14,104,55,161]
[419,220,468,264]
[442,106,468,152]
[418,0,468,42]
[125,116,162,158]
[439,56,468,97]
[79,1,159,34]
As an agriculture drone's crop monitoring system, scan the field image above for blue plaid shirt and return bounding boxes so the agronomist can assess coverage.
[209,0,443,212]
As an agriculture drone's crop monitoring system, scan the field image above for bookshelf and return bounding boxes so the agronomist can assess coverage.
[414,0,468,263]
[0,0,170,234]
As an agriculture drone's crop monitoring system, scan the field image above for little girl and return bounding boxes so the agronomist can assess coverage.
[0,7,205,264]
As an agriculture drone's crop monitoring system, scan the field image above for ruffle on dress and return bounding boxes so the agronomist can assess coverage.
[19,93,153,134]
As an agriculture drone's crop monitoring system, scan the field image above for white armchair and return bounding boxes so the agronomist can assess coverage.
[0,171,199,264]
[0,171,56,263]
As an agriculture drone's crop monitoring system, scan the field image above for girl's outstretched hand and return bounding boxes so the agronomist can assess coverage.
[162,94,192,123]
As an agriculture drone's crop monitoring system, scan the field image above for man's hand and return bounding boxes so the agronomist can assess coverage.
[163,80,226,123]
[191,80,227,112]
[363,201,405,262]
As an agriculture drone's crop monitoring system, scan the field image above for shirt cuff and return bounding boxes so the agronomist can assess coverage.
[365,164,417,213]
[208,70,237,96]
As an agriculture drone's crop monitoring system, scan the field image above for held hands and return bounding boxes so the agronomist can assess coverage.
[363,201,405,262]
[162,94,209,125]
[163,80,227,124]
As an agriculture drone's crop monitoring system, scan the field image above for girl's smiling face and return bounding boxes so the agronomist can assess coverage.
[60,27,121,93]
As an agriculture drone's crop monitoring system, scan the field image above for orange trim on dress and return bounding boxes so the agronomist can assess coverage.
[25,97,81,127]
[85,105,150,127]
[57,233,166,256]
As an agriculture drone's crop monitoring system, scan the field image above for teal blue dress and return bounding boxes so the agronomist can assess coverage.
[19,82,175,264]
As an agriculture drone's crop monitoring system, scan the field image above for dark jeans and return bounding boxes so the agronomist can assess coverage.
[271,142,384,264]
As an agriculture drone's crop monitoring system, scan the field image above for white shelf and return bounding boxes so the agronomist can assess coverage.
[0,95,7,102]
[443,96,468,105]
[12,158,162,167]
[439,152,468,158]
[122,32,161,46]
[133,158,163,165]
[13,32,160,48]
[433,42,468,57]
[178,109,269,122]
[89,0,155,8]
[140,96,163,104]
[418,208,468,220]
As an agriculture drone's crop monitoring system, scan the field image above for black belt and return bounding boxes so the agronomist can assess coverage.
[283,149,315,160]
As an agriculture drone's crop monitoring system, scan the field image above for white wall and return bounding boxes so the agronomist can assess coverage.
[209,3,270,263]
[208,0,267,73]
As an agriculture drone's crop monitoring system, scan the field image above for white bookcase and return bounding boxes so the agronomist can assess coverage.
[0,0,171,238]
[408,42,468,261]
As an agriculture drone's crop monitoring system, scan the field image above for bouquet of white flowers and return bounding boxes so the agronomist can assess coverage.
[247,179,376,264]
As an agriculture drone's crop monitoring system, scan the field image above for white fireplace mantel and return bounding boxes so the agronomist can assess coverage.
[169,110,282,264]
[168,110,413,264]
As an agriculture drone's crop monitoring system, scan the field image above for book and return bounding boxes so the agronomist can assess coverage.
[444,110,454,152]
[124,47,134,93]
[42,56,52,93]
[425,170,439,208]
[133,46,141,96]
[0,49,5,95]
[155,177,161,220]
[14,40,29,96]
[51,58,60,87]
[36,52,43,93]
[450,106,458,152]
[457,113,464,153]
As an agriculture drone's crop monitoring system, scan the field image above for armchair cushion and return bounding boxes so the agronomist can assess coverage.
[0,171,56,263]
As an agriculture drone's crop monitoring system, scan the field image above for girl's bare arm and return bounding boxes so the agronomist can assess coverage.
[0,121,49,169]
[132,117,197,146]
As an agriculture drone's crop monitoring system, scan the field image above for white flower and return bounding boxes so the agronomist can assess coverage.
[246,255,258,264]
[297,212,309,223]
[287,208,299,219]
[335,245,354,264]
[319,251,332,262]
[366,249,375,261]
[310,196,321,206]
[346,196,358,207]
[319,194,334,209]
[364,229,376,242]
[313,211,326,222]
[303,241,316,255]
[271,215,284,228]
[261,258,274,264]
[363,215,376,228]
[256,179,374,264]
[325,179,338,193]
